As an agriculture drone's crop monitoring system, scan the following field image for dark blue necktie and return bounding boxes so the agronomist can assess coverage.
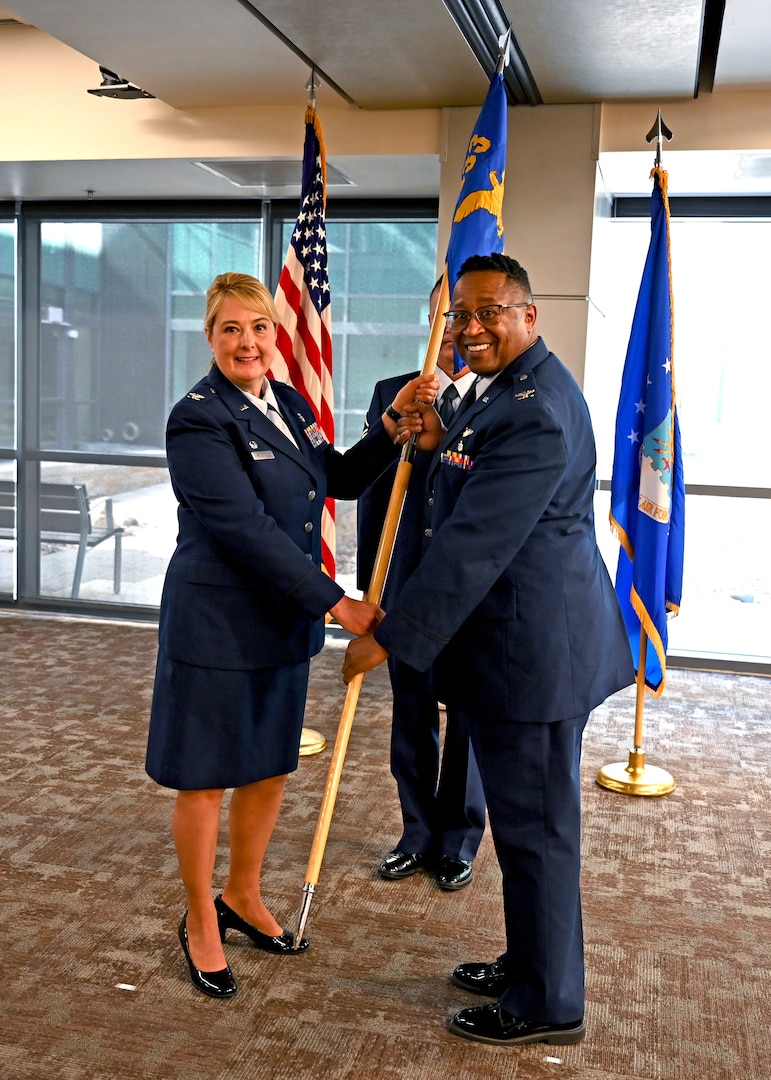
[438,384,459,426]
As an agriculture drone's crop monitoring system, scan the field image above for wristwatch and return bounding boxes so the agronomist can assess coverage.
[384,404,401,423]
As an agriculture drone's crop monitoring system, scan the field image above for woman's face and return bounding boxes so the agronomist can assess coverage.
[206,297,277,395]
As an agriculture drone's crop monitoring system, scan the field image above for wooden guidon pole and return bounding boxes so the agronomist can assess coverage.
[292,275,451,945]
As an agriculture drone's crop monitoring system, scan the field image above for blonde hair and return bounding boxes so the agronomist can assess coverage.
[204,272,280,333]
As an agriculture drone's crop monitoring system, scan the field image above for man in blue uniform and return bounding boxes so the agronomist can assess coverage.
[343,253,634,1046]
[357,280,485,891]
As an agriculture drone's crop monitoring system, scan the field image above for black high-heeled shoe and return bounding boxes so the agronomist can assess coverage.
[178,915,238,998]
[214,894,310,954]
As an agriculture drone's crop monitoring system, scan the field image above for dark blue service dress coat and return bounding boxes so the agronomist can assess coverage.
[146,362,399,790]
[375,337,634,1025]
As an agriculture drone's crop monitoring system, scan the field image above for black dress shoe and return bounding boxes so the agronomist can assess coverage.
[452,959,511,996]
[215,895,309,954]
[436,855,473,890]
[178,916,238,999]
[377,849,427,879]
[448,1002,585,1046]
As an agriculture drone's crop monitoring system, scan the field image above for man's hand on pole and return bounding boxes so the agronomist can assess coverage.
[395,399,444,451]
[342,632,390,683]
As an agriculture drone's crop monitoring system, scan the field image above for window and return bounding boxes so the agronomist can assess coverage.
[586,208,771,669]
[3,201,438,613]
[282,217,439,447]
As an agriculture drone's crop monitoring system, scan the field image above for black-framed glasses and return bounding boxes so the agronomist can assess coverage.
[443,303,532,329]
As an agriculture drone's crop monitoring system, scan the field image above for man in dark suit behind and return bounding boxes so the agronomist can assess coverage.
[357,280,485,892]
[344,254,634,1047]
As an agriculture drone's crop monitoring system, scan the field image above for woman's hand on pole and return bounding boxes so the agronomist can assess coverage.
[328,596,383,637]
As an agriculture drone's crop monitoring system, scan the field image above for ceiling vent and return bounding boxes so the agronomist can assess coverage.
[194,159,355,189]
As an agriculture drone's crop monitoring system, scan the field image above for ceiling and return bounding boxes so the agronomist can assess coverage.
[2,0,771,200]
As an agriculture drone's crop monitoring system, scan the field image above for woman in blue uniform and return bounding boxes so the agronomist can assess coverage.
[146,272,435,998]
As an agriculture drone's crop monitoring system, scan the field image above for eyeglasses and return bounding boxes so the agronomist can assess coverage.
[443,303,532,329]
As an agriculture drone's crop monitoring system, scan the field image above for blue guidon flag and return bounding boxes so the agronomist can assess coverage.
[444,70,508,371]
[610,166,685,695]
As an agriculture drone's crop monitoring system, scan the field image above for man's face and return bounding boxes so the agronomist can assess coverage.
[450,270,537,377]
[429,287,464,377]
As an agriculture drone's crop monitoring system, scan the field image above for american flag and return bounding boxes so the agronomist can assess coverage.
[272,106,335,576]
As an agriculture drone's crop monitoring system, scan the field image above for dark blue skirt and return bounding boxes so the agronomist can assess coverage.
[145,648,310,790]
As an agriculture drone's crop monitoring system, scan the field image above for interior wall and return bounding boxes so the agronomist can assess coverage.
[600,91,771,152]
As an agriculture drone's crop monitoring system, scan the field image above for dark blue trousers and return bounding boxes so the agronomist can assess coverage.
[463,710,589,1023]
[388,656,486,862]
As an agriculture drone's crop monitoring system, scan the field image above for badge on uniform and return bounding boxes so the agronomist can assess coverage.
[251,450,275,460]
[303,421,327,448]
[440,450,474,471]
[187,392,205,401]
[457,428,473,452]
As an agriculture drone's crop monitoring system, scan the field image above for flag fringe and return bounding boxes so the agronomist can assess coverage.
[609,513,634,564]
[629,585,667,697]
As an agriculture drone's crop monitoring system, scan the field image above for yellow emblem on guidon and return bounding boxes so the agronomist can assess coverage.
[453,167,505,238]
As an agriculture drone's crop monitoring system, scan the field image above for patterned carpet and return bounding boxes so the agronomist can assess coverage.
[0,612,769,1080]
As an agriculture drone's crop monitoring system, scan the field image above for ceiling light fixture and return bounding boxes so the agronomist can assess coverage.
[442,0,542,105]
[194,159,354,190]
[87,66,154,100]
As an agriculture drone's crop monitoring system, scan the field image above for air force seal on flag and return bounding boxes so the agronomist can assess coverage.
[637,410,674,523]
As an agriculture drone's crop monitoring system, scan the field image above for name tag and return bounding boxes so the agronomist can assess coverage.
[251,450,275,461]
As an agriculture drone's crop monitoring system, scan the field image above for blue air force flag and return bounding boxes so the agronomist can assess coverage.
[610,167,685,696]
[444,71,508,370]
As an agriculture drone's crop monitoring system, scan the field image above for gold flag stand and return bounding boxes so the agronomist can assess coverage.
[596,630,675,796]
[299,727,327,756]
[299,623,329,757]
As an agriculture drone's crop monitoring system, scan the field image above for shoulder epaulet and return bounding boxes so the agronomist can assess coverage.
[513,371,536,401]
[185,386,218,402]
